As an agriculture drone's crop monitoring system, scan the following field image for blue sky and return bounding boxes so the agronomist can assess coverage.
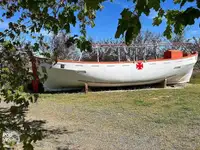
[0,0,200,41]
[71,0,200,40]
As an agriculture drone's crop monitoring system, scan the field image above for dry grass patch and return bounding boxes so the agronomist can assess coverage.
[26,77,200,150]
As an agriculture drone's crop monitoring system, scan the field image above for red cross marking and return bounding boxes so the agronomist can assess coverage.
[136,62,143,70]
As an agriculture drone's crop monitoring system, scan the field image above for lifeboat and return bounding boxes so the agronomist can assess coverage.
[38,50,198,91]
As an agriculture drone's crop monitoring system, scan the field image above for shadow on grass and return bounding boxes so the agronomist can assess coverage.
[56,144,80,150]
[0,106,74,149]
[43,82,168,94]
[0,106,45,148]
[190,71,200,84]
[57,148,69,150]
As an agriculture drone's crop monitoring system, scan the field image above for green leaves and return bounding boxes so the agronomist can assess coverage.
[158,8,165,17]
[130,0,200,40]
[115,9,131,39]
[33,43,39,52]
[174,0,181,4]
[197,0,200,8]
[153,17,162,26]
[84,0,106,10]
[173,0,196,8]
[127,16,141,44]
[77,37,92,52]
[162,6,200,38]
[164,25,172,39]
[115,9,141,44]
[180,0,188,7]
[133,0,160,16]
[181,7,200,25]
[148,0,161,11]
[121,8,132,20]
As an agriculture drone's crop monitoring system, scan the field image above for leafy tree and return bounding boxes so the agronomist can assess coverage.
[51,32,81,60]
[0,0,199,149]
[115,0,200,43]
[0,41,43,149]
[0,0,101,148]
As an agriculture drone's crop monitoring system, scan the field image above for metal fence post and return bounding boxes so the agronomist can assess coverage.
[118,47,121,62]
[97,47,99,62]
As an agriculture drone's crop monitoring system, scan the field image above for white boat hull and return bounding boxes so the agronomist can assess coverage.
[39,54,198,91]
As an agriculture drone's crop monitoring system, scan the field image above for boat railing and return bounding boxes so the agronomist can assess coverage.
[78,42,198,62]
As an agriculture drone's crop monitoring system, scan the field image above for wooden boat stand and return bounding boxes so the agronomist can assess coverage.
[84,79,167,94]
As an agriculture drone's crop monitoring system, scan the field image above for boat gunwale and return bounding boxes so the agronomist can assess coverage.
[57,52,198,64]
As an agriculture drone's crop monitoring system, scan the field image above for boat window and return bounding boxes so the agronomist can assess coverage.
[107,65,115,67]
[91,65,99,67]
[75,65,83,67]
[149,63,156,65]
[174,66,181,69]
[60,64,65,68]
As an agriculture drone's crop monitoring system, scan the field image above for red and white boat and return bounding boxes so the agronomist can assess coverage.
[38,49,198,91]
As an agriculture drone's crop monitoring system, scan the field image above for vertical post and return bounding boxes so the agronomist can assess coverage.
[85,83,88,94]
[118,47,121,62]
[31,57,39,93]
[124,46,130,61]
[78,52,82,61]
[163,79,167,88]
[97,47,99,62]
[133,46,135,62]
[135,47,138,61]
[143,46,146,62]
[155,43,157,59]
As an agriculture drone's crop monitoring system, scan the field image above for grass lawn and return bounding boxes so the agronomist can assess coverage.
[26,72,200,150]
